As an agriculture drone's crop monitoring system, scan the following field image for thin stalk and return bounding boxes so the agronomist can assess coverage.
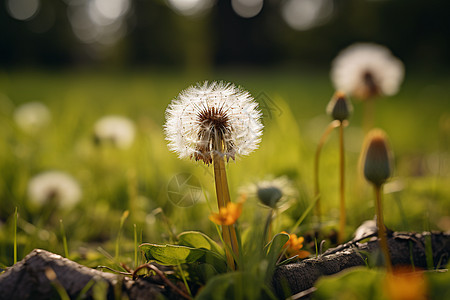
[263,209,274,244]
[213,153,239,270]
[14,207,18,265]
[314,120,340,224]
[134,224,138,269]
[60,219,69,258]
[374,185,392,271]
[338,122,346,244]
[176,261,192,298]
[115,210,129,261]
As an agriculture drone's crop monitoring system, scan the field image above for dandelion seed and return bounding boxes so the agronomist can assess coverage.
[164,81,263,164]
[331,43,404,100]
[27,171,82,209]
[93,115,136,149]
[13,102,51,134]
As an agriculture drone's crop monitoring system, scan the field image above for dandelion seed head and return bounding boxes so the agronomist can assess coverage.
[27,171,82,209]
[164,81,263,164]
[93,115,136,149]
[241,176,296,210]
[14,102,51,133]
[331,43,404,100]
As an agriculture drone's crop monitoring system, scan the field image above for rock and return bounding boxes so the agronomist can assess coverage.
[0,249,165,300]
[273,231,450,299]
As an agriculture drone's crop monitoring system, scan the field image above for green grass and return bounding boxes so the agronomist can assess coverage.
[0,68,449,271]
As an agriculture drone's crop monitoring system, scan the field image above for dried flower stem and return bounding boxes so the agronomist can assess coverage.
[374,185,392,271]
[338,122,346,244]
[213,153,239,270]
[314,120,341,224]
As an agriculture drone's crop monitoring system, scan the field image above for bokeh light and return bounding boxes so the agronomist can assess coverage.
[231,0,263,18]
[67,0,130,45]
[6,0,40,21]
[281,0,334,31]
[166,0,215,17]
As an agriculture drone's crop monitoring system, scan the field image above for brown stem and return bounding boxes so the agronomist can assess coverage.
[374,185,392,271]
[338,122,346,244]
[133,264,191,300]
[314,120,340,225]
[213,153,239,270]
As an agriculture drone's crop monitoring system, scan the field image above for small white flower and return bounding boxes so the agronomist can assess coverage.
[27,171,82,208]
[93,115,136,149]
[164,81,263,164]
[331,43,404,100]
[13,102,51,133]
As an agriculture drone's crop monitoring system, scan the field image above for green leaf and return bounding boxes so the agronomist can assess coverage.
[196,271,266,300]
[139,243,227,273]
[266,232,289,261]
[264,232,289,281]
[313,267,383,299]
[178,231,225,257]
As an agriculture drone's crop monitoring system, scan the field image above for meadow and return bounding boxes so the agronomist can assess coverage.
[0,67,449,283]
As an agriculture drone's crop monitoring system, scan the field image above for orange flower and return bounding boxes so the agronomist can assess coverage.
[384,267,428,300]
[209,201,243,226]
[281,231,310,259]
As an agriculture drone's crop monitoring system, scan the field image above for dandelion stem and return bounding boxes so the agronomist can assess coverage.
[60,219,69,258]
[213,153,238,270]
[263,209,274,244]
[134,224,138,269]
[374,185,392,271]
[14,207,18,265]
[314,120,340,225]
[338,121,346,244]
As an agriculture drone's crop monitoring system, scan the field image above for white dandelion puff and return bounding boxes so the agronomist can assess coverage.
[27,171,82,209]
[331,43,404,100]
[13,102,51,133]
[164,81,263,164]
[93,115,136,149]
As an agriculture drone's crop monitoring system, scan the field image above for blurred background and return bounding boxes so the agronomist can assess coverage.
[1,0,450,72]
[1,0,449,268]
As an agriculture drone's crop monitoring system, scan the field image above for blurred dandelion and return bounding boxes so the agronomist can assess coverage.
[252,176,296,210]
[27,171,82,209]
[13,102,51,134]
[243,176,296,241]
[331,43,404,131]
[331,43,404,100]
[165,81,263,269]
[93,115,136,149]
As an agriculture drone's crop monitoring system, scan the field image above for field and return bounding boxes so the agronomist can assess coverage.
[0,68,449,277]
